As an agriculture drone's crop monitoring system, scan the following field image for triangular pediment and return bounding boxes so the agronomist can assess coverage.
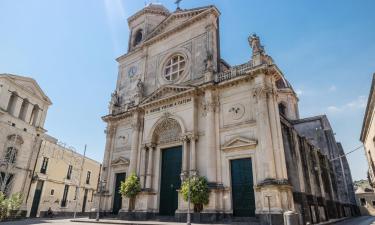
[111,157,130,167]
[0,74,52,104]
[141,84,194,105]
[222,137,257,151]
[146,6,217,41]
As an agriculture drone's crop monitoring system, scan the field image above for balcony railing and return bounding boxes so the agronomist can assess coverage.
[215,61,253,83]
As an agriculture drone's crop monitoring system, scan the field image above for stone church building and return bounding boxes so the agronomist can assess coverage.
[100,4,357,224]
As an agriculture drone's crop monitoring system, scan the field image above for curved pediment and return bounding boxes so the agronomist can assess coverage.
[111,157,130,167]
[222,136,257,152]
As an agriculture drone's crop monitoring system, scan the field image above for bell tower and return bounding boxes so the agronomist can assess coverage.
[127,4,170,52]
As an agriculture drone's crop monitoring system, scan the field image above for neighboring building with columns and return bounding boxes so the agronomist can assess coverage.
[100,4,357,224]
[361,73,375,187]
[0,74,51,214]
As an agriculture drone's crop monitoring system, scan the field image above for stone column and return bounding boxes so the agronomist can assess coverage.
[145,143,155,189]
[189,134,197,174]
[140,145,147,188]
[205,89,217,183]
[129,111,140,174]
[102,124,116,187]
[182,135,189,173]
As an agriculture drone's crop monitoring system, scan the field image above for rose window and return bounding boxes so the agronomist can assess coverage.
[164,54,186,81]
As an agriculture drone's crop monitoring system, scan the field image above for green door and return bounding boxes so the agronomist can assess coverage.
[113,173,126,215]
[159,146,182,216]
[30,181,44,217]
[231,158,256,217]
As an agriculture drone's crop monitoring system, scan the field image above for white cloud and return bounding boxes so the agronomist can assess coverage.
[326,95,367,113]
[295,89,303,96]
[329,85,337,92]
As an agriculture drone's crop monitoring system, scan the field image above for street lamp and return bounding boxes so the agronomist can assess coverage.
[96,179,106,221]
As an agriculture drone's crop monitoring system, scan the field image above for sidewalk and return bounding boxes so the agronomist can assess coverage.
[71,218,260,225]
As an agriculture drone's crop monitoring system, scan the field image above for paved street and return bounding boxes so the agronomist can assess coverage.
[333,216,375,225]
[2,216,375,225]
[1,218,88,225]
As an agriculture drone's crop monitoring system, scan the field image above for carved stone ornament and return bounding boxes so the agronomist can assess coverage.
[111,157,130,167]
[252,85,276,100]
[228,103,245,120]
[201,100,220,116]
[153,114,182,144]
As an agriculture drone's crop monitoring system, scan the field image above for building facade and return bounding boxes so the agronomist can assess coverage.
[361,74,375,187]
[26,135,101,217]
[354,180,375,216]
[0,74,51,214]
[100,4,357,224]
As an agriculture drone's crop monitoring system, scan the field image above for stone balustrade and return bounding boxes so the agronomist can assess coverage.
[215,60,253,83]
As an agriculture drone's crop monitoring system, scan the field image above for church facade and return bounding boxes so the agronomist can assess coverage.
[100,4,357,224]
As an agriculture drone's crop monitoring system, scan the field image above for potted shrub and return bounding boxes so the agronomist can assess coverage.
[181,175,210,218]
[0,192,23,221]
[119,173,141,212]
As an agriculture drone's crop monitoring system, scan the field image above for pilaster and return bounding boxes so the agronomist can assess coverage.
[129,111,141,174]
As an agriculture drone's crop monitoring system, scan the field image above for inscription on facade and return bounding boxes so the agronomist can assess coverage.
[146,98,192,114]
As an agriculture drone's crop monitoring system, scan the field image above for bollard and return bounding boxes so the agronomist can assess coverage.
[283,211,300,225]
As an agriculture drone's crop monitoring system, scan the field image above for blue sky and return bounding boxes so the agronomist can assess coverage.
[0,0,374,181]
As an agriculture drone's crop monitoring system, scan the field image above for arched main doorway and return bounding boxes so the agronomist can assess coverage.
[152,117,183,216]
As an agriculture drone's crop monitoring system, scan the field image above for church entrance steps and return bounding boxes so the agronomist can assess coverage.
[71,218,260,225]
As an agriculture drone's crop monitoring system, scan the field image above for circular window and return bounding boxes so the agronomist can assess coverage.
[163,54,186,81]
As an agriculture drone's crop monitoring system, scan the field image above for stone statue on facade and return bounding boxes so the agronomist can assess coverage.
[248,33,274,66]
[136,79,144,98]
[111,90,121,107]
[248,33,265,55]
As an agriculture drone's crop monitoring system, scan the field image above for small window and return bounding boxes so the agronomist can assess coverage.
[50,189,54,195]
[372,201,375,207]
[67,165,73,180]
[360,198,366,206]
[133,29,143,46]
[4,147,17,164]
[40,157,49,174]
[86,171,91,185]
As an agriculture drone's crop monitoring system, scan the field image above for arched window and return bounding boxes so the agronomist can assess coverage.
[7,92,18,116]
[278,102,287,116]
[29,105,40,126]
[18,99,29,121]
[133,29,143,47]
[4,147,17,164]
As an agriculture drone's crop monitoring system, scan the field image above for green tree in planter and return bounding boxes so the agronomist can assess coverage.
[0,192,23,221]
[181,176,210,212]
[119,173,141,211]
